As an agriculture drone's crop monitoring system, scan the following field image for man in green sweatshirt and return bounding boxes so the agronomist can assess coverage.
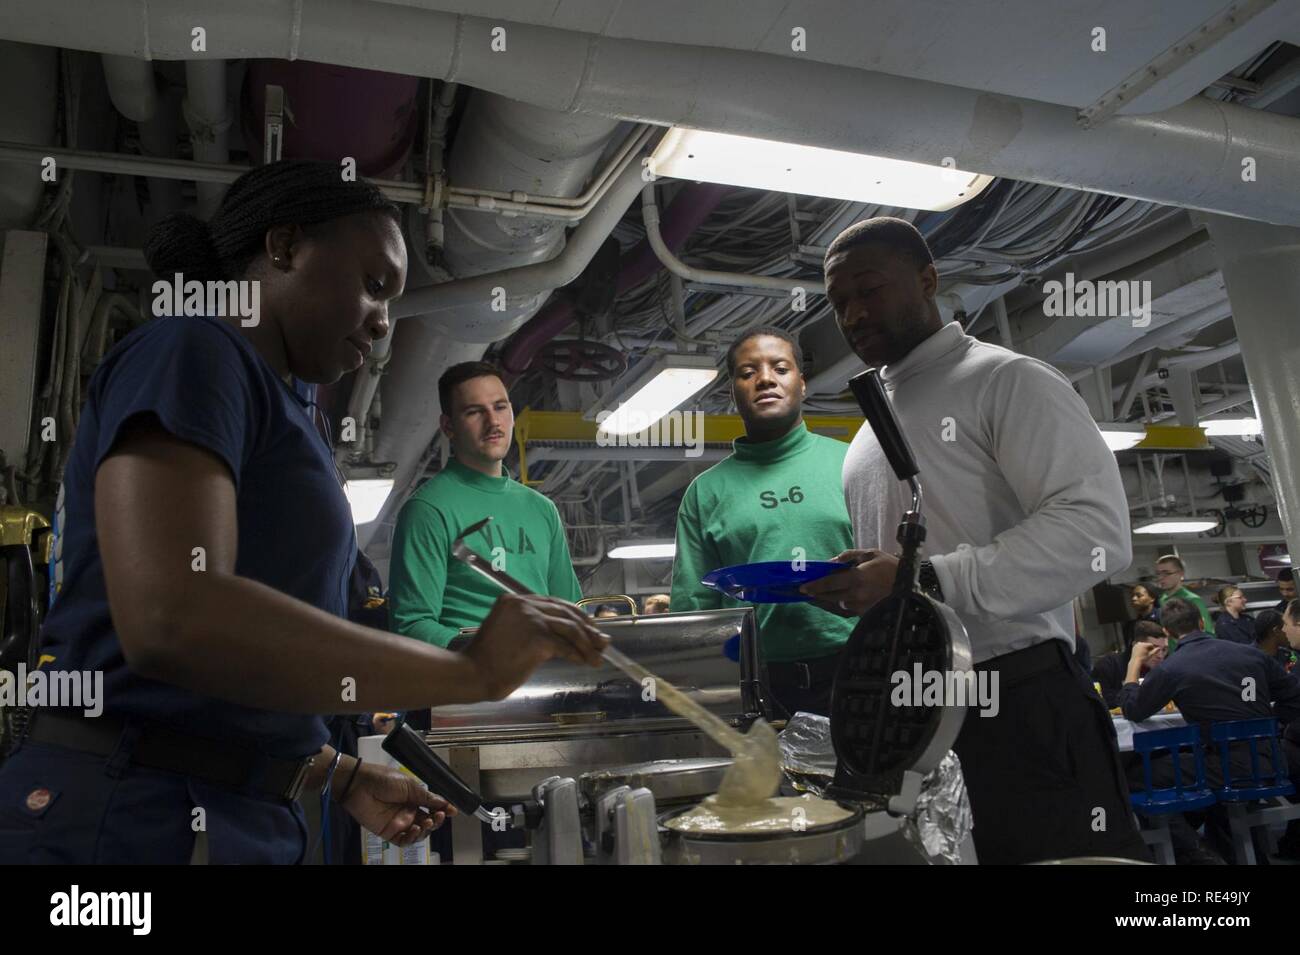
[388,362,581,647]
[671,326,856,718]
[1154,553,1215,637]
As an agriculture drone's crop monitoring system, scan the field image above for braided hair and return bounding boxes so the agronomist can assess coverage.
[144,160,401,282]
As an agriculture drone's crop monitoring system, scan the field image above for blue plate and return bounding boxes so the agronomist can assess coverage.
[701,560,852,604]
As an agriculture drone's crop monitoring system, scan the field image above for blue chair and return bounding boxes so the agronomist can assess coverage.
[1129,724,1217,865]
[1210,718,1300,865]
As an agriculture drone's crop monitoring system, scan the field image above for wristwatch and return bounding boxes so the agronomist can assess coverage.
[918,559,944,602]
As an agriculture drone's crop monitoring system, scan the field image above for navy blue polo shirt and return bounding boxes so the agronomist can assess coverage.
[1119,631,1300,727]
[1212,610,1256,646]
[41,316,355,759]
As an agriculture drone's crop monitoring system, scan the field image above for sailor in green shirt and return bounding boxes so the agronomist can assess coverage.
[1154,553,1215,637]
[389,362,582,647]
[671,327,856,718]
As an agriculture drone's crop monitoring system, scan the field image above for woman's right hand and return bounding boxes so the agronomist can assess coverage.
[463,593,609,700]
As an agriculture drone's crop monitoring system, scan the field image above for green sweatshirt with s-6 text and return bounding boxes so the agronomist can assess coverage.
[670,423,856,663]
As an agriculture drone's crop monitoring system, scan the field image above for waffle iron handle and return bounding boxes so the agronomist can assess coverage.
[382,718,509,826]
[848,369,918,483]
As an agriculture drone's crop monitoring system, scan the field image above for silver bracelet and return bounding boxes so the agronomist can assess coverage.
[321,749,345,796]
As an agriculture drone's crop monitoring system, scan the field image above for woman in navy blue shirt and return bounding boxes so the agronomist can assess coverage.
[1212,585,1255,645]
[0,161,606,864]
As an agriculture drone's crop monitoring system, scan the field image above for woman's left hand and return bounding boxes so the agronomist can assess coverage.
[341,763,456,845]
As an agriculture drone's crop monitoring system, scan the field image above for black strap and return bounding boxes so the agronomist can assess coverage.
[26,712,315,801]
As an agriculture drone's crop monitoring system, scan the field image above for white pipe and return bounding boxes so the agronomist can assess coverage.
[183,61,230,219]
[361,96,624,548]
[6,3,1300,223]
[0,140,620,220]
[391,162,647,324]
[100,54,156,122]
[642,184,826,295]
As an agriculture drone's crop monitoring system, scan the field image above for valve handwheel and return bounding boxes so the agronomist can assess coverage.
[1239,504,1267,529]
[539,339,627,382]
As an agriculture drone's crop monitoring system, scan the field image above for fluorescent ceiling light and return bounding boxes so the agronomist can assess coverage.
[589,353,718,436]
[1098,422,1147,451]
[1200,417,1262,437]
[1134,517,1220,534]
[649,128,993,211]
[343,478,393,525]
[608,541,676,560]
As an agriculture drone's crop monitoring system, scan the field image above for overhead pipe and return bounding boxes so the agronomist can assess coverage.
[343,153,645,462]
[359,159,641,502]
[641,184,826,295]
[183,61,231,219]
[0,41,58,229]
[389,161,649,323]
[499,182,730,378]
[7,4,1300,223]
[0,140,627,221]
[100,54,157,122]
[361,96,625,548]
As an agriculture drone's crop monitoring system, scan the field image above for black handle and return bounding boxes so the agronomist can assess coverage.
[848,369,918,482]
[381,719,483,818]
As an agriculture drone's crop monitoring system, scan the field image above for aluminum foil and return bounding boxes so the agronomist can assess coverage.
[914,751,972,865]
[777,712,973,864]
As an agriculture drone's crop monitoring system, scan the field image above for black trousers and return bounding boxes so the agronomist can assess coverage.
[952,639,1149,865]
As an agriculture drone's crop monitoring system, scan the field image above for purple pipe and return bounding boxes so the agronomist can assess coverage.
[499,182,730,378]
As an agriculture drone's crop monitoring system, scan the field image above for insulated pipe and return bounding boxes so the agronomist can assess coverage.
[1195,213,1300,565]
[183,60,230,219]
[498,181,730,377]
[360,97,623,548]
[0,41,58,229]
[389,161,648,325]
[6,4,1300,223]
[359,161,642,536]
[136,84,185,227]
[100,54,157,122]
[0,140,623,221]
